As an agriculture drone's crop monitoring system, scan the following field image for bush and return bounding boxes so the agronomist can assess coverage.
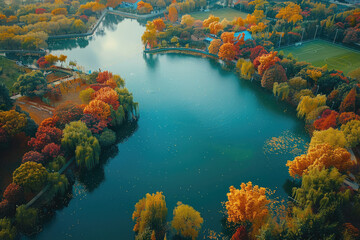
[98,129,116,148]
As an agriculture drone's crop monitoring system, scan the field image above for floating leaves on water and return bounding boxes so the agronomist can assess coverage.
[263,130,308,156]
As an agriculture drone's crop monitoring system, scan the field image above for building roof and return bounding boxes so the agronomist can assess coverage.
[204,37,214,42]
[234,31,252,41]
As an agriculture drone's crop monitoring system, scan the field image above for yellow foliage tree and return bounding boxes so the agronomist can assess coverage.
[0,110,27,136]
[203,15,219,27]
[276,2,303,24]
[79,88,95,104]
[209,21,223,35]
[226,182,270,236]
[296,95,327,119]
[310,128,348,148]
[286,143,354,178]
[181,14,195,27]
[306,69,322,82]
[132,192,167,239]
[341,120,360,147]
[171,202,203,240]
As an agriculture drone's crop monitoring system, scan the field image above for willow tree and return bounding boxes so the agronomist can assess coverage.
[115,88,139,120]
[15,205,38,233]
[46,172,69,200]
[310,128,347,148]
[61,121,100,170]
[273,82,290,100]
[296,95,326,119]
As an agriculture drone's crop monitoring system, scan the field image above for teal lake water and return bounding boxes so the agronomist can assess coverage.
[31,16,309,239]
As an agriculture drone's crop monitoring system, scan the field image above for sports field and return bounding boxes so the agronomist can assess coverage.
[190,8,248,21]
[282,40,360,75]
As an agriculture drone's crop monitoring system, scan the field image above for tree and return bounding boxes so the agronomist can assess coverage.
[51,8,68,15]
[96,71,113,84]
[288,77,307,91]
[208,39,222,55]
[286,143,354,178]
[28,126,62,152]
[61,121,100,170]
[297,95,327,119]
[218,43,236,61]
[84,99,111,120]
[261,64,287,90]
[273,82,289,100]
[13,162,48,193]
[171,202,203,240]
[116,87,139,119]
[3,183,24,205]
[44,54,59,65]
[132,192,167,239]
[0,218,17,240]
[93,87,120,110]
[98,128,116,148]
[22,151,45,164]
[339,112,360,125]
[275,2,303,24]
[339,88,356,113]
[341,120,360,147]
[58,54,67,66]
[41,143,61,161]
[310,128,347,148]
[348,67,360,81]
[168,6,178,23]
[13,71,47,97]
[225,182,270,236]
[153,18,165,31]
[313,109,338,130]
[137,1,153,14]
[256,51,280,76]
[15,205,38,233]
[54,102,84,128]
[0,110,27,137]
[209,21,223,35]
[249,46,267,62]
[231,226,249,240]
[203,15,219,28]
[79,88,95,104]
[81,114,108,134]
[181,14,195,27]
[0,84,13,111]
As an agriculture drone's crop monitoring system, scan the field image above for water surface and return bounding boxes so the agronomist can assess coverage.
[32,16,309,239]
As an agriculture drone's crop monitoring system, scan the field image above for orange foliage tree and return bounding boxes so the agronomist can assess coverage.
[218,43,236,61]
[168,6,178,23]
[255,51,280,76]
[221,32,235,44]
[137,1,153,14]
[203,15,220,27]
[51,8,68,15]
[106,0,123,8]
[153,18,165,31]
[93,87,120,110]
[208,39,222,55]
[96,71,113,84]
[275,2,303,24]
[83,100,111,120]
[339,88,356,113]
[226,182,270,236]
[286,143,354,178]
[313,109,338,130]
[209,21,223,35]
[339,112,360,125]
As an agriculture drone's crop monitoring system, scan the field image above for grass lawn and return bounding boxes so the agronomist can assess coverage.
[190,8,248,21]
[281,40,360,75]
[0,56,27,94]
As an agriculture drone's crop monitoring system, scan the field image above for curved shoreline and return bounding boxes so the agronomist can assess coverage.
[144,47,220,60]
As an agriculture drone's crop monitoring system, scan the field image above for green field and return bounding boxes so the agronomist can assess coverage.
[190,8,248,21]
[282,40,360,75]
[0,56,26,94]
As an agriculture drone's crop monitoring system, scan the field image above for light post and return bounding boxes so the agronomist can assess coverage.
[333,29,339,44]
[314,25,319,40]
[279,33,282,48]
[300,28,305,42]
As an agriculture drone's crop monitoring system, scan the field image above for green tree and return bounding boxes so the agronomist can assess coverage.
[15,205,38,233]
[0,84,13,111]
[0,218,16,240]
[61,121,100,170]
[79,88,95,104]
[13,71,48,97]
[13,162,48,193]
[98,128,116,148]
[171,202,203,240]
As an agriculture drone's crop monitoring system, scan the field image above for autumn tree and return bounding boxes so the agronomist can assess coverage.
[341,120,360,147]
[0,84,13,111]
[249,45,267,62]
[203,15,219,28]
[28,126,62,152]
[256,51,280,76]
[93,87,120,110]
[339,112,360,125]
[44,54,59,65]
[132,192,167,239]
[297,95,327,119]
[137,1,153,14]
[51,8,68,15]
[168,6,178,23]
[54,102,84,128]
[261,64,287,90]
[13,71,48,97]
[153,18,165,31]
[273,82,290,100]
[209,21,223,35]
[83,99,111,120]
[41,143,61,161]
[61,121,100,170]
[13,162,48,193]
[208,39,222,55]
[310,128,347,148]
[286,143,354,178]
[96,71,113,84]
[171,202,203,240]
[339,88,356,113]
[276,2,303,24]
[3,183,24,205]
[313,109,338,130]
[218,43,236,61]
[22,151,45,164]
[0,110,27,137]
[15,205,38,233]
[181,14,195,27]
[226,182,270,236]
[98,128,116,148]
[79,88,95,104]
[81,114,108,134]
[0,218,16,239]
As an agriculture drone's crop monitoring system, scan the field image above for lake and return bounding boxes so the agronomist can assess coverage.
[31,15,309,239]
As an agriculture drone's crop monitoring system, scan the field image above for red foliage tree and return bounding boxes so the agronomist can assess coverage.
[93,87,120,110]
[37,57,49,68]
[28,126,62,151]
[54,102,84,127]
[22,151,45,164]
[3,183,24,205]
[313,109,338,130]
[249,45,268,62]
[231,226,249,240]
[96,71,113,84]
[81,114,108,134]
[0,200,14,218]
[339,88,356,113]
[39,116,59,128]
[339,112,360,125]
[41,143,62,160]
[35,8,46,14]
[89,84,108,91]
[261,64,287,89]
